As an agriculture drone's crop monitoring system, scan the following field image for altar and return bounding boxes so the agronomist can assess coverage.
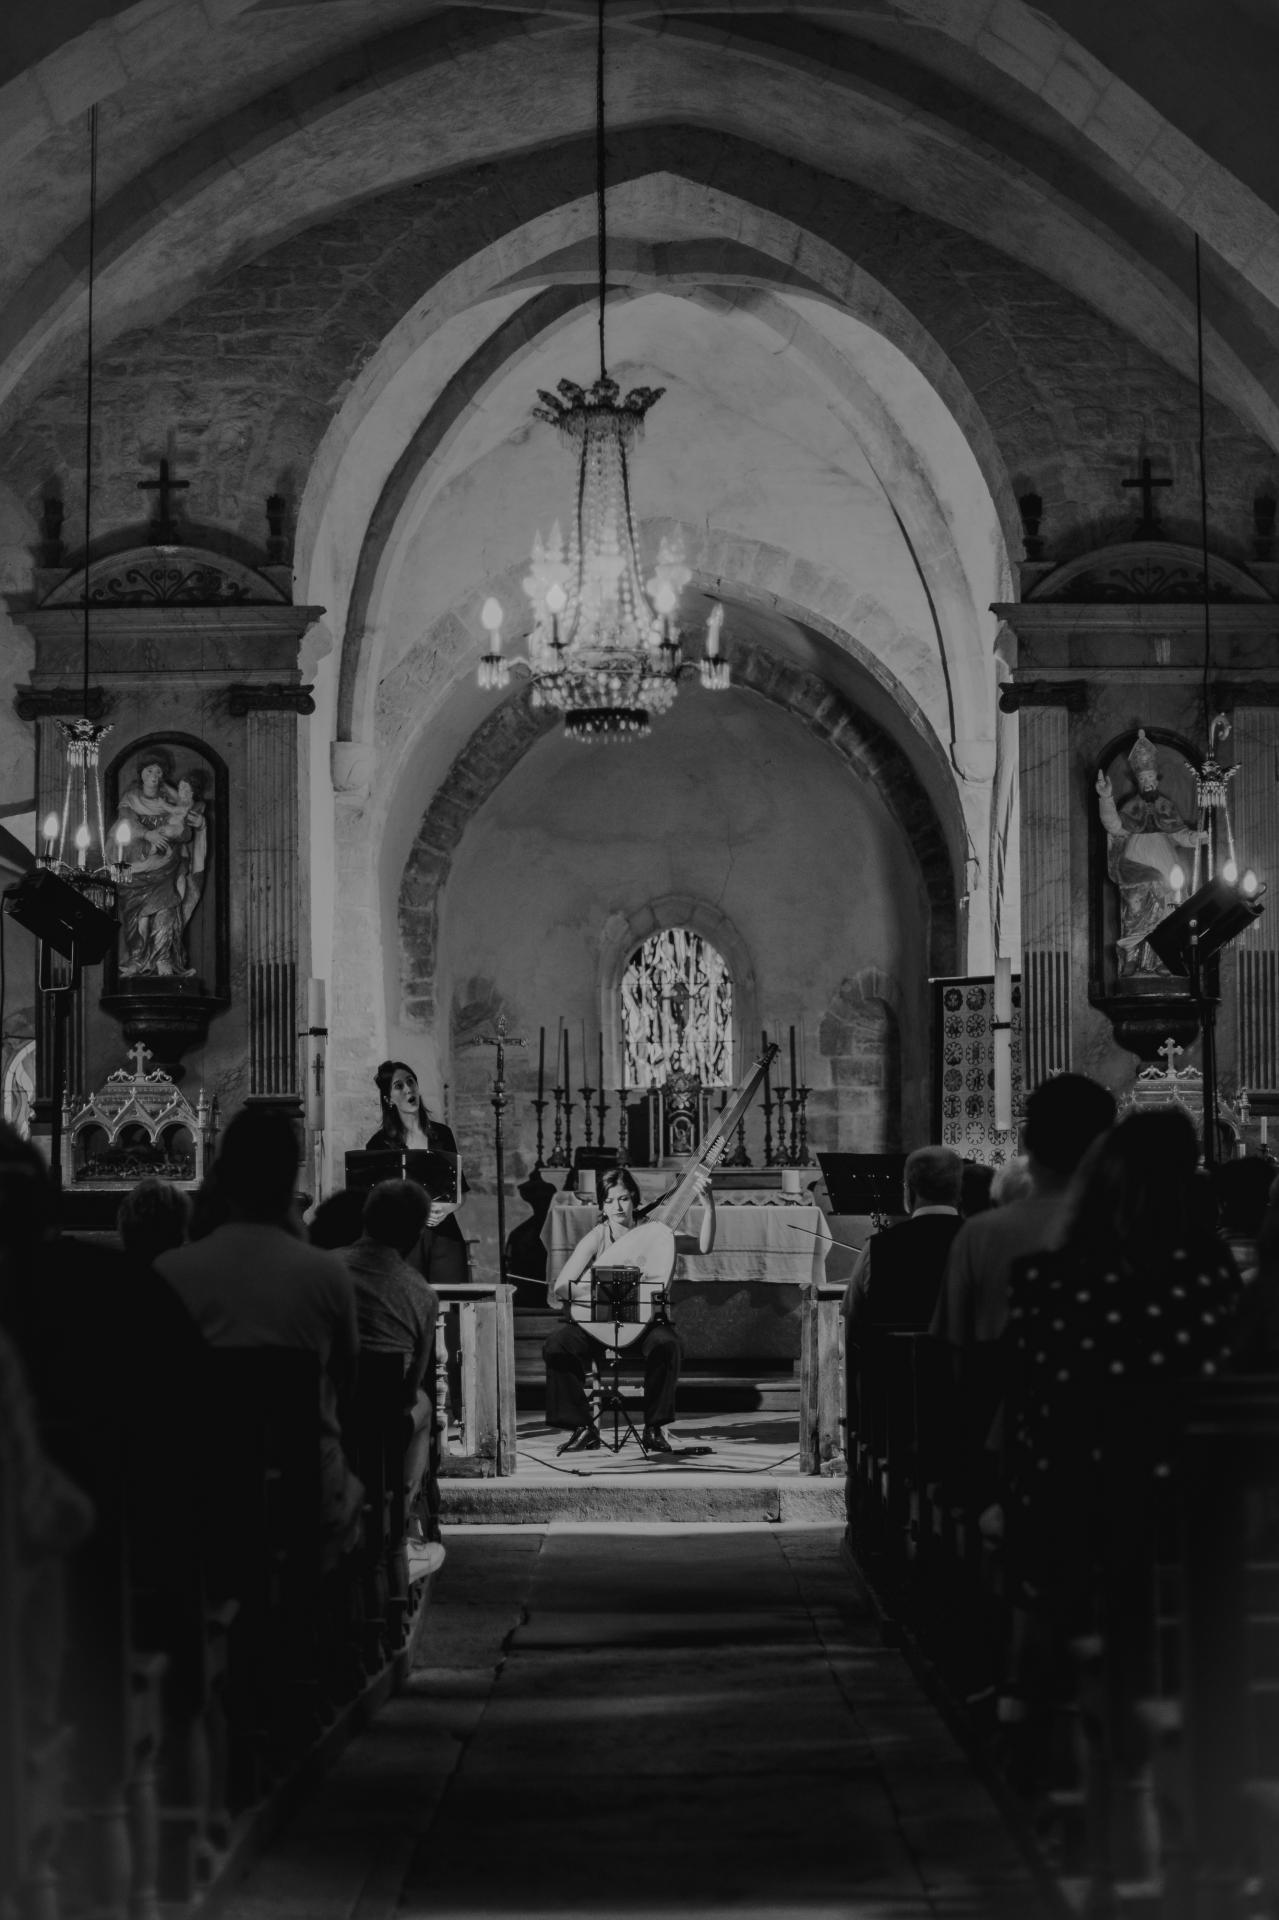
[541,1192,832,1361]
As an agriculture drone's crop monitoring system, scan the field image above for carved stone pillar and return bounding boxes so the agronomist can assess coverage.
[1017,704,1074,1085]
[1233,705,1279,1092]
[245,709,300,1104]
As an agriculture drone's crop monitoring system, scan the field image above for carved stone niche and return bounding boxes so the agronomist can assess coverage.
[97,731,231,1075]
[1090,726,1205,1062]
[14,541,323,1116]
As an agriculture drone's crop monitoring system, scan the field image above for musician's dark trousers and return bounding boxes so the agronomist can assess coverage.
[543,1319,681,1429]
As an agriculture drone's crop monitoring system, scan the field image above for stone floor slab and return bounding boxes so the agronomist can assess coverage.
[216,1523,1055,1920]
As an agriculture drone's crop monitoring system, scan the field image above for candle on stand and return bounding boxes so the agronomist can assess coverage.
[562,1026,570,1093]
[789,1024,797,1089]
[537,1025,545,1102]
[555,1016,563,1085]
[761,1028,770,1081]
[799,1015,807,1085]
[581,1020,588,1085]
[597,1029,604,1095]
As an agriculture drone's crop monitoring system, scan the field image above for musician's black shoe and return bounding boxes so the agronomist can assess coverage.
[559,1424,601,1454]
[642,1425,673,1454]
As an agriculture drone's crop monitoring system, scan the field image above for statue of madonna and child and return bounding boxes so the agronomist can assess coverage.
[109,751,210,979]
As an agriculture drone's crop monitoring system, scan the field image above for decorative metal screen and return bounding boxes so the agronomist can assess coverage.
[620,930,733,1088]
[932,975,1024,1165]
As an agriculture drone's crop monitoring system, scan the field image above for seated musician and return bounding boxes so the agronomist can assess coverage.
[544,1164,716,1454]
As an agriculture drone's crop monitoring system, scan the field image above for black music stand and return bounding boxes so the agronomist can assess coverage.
[816,1152,906,1227]
[556,1269,653,1457]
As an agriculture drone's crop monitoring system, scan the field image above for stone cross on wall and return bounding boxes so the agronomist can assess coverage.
[1123,456,1172,539]
[129,1042,153,1078]
[137,457,189,544]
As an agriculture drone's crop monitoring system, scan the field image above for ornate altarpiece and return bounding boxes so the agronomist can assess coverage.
[997,536,1279,1090]
[11,542,322,1141]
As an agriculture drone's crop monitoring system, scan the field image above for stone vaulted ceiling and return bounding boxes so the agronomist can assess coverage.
[4,0,1279,1002]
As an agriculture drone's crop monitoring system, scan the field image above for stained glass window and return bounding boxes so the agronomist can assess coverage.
[620,930,733,1088]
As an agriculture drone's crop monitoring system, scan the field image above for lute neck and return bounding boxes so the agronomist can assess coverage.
[645,1044,779,1231]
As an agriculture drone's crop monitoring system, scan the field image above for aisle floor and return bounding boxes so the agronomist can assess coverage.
[217,1524,1056,1919]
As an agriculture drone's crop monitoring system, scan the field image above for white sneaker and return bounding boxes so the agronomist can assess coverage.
[407,1540,446,1579]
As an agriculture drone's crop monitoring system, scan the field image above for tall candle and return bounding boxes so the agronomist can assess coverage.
[581,1020,588,1087]
[555,1016,563,1088]
[597,1029,604,1094]
[799,1015,807,1086]
[563,1026,570,1093]
[761,1028,770,1086]
[537,1025,545,1103]
[789,1024,797,1089]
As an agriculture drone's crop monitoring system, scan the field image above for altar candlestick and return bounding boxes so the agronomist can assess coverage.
[537,1026,545,1103]
[563,1027,570,1095]
[580,1020,587,1091]
[597,1030,604,1098]
[799,1014,807,1084]
[789,1025,798,1091]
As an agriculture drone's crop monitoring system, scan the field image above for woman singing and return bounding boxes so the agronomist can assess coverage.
[543,1163,715,1454]
[367,1061,469,1287]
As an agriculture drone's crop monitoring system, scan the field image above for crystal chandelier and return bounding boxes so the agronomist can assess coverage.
[476,1,729,742]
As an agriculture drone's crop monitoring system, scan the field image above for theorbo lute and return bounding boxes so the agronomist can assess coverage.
[569,1043,780,1348]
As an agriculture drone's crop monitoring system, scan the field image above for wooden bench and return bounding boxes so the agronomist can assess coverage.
[346,1351,416,1662]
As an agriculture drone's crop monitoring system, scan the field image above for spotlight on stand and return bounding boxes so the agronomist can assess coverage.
[1145,873,1266,1173]
[1145,873,1265,975]
[3,867,118,966]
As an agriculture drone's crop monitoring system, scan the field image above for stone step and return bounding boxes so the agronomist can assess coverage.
[439,1472,843,1526]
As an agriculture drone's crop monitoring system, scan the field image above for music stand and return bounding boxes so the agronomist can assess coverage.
[817,1152,906,1225]
[555,1268,650,1457]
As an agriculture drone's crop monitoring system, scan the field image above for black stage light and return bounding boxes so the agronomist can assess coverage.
[2,867,117,965]
[1145,873,1265,976]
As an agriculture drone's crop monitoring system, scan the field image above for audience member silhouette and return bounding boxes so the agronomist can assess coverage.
[930,1073,1117,1509]
[337,1179,439,1542]
[1003,1109,1239,1627]
[309,1185,368,1251]
[156,1108,363,1570]
[1215,1155,1275,1285]
[843,1146,964,1335]
[117,1175,190,1265]
[959,1160,996,1219]
[0,1121,208,1601]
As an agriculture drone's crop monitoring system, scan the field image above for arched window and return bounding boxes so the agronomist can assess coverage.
[620,930,733,1088]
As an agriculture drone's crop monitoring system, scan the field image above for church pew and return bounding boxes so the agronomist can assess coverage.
[0,1417,71,1920]
[47,1416,167,1920]
[202,1351,330,1803]
[346,1352,416,1664]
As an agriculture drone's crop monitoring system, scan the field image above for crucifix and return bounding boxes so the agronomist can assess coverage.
[138,457,190,544]
[471,1012,527,1284]
[1157,1036,1183,1075]
[1123,456,1172,539]
[128,1042,154,1078]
